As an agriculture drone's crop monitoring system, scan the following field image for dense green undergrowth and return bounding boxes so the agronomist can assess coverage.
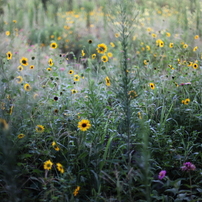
[0,0,202,201]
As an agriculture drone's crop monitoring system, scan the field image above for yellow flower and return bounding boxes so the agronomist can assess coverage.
[192,63,198,69]
[105,76,110,86]
[138,112,142,119]
[44,160,53,170]
[46,67,52,71]
[16,76,23,84]
[183,44,188,49]
[115,33,120,38]
[50,42,58,49]
[18,65,23,71]
[56,163,65,173]
[194,35,199,39]
[20,57,29,66]
[48,58,54,66]
[91,54,96,59]
[5,31,10,36]
[101,55,108,62]
[30,65,34,69]
[18,134,25,139]
[24,83,31,91]
[81,50,85,57]
[74,74,80,82]
[110,42,115,47]
[52,141,60,151]
[149,83,155,90]
[13,20,17,23]
[71,89,78,94]
[182,98,190,105]
[169,43,174,48]
[6,51,12,60]
[193,46,198,52]
[166,32,171,37]
[36,125,45,133]
[96,43,108,54]
[151,33,157,38]
[0,118,9,130]
[68,70,74,74]
[73,186,80,196]
[107,52,113,58]
[78,119,91,131]
[146,45,150,51]
[156,39,164,47]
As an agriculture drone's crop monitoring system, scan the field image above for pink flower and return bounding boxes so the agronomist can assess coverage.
[181,162,196,171]
[59,68,65,71]
[158,170,166,180]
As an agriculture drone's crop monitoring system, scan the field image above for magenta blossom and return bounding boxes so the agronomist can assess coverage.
[181,162,196,171]
[158,170,166,180]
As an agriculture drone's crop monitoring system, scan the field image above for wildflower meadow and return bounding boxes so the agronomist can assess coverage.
[1,0,202,201]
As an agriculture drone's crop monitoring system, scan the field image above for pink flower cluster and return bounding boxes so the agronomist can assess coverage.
[181,162,196,171]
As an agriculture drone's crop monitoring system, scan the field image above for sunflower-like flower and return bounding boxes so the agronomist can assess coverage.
[101,55,108,62]
[73,186,80,196]
[16,76,23,84]
[6,51,12,60]
[48,58,54,66]
[68,70,74,74]
[149,83,155,90]
[18,133,25,139]
[74,75,80,82]
[96,43,108,54]
[50,42,58,49]
[0,118,9,130]
[44,160,53,170]
[36,125,45,133]
[52,141,60,151]
[20,57,29,66]
[24,83,31,91]
[192,63,198,69]
[56,163,65,173]
[105,76,110,86]
[78,119,91,131]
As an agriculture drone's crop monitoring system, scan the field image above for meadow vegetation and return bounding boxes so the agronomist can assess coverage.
[0,0,202,201]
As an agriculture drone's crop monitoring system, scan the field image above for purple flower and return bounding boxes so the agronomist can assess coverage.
[181,162,196,171]
[158,170,166,180]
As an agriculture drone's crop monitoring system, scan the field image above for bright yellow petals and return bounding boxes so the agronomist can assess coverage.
[18,65,23,71]
[101,55,108,62]
[74,74,80,81]
[5,31,10,36]
[105,76,111,86]
[193,46,198,52]
[91,54,96,59]
[192,63,198,69]
[149,83,155,90]
[52,141,60,151]
[71,89,78,94]
[169,43,174,48]
[20,57,29,66]
[50,42,58,49]
[6,51,12,60]
[44,160,53,170]
[48,58,54,66]
[73,186,80,196]
[78,119,91,131]
[96,43,108,54]
[183,44,188,49]
[24,83,31,91]
[56,163,65,173]
[16,76,23,84]
[18,134,25,139]
[36,125,45,133]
